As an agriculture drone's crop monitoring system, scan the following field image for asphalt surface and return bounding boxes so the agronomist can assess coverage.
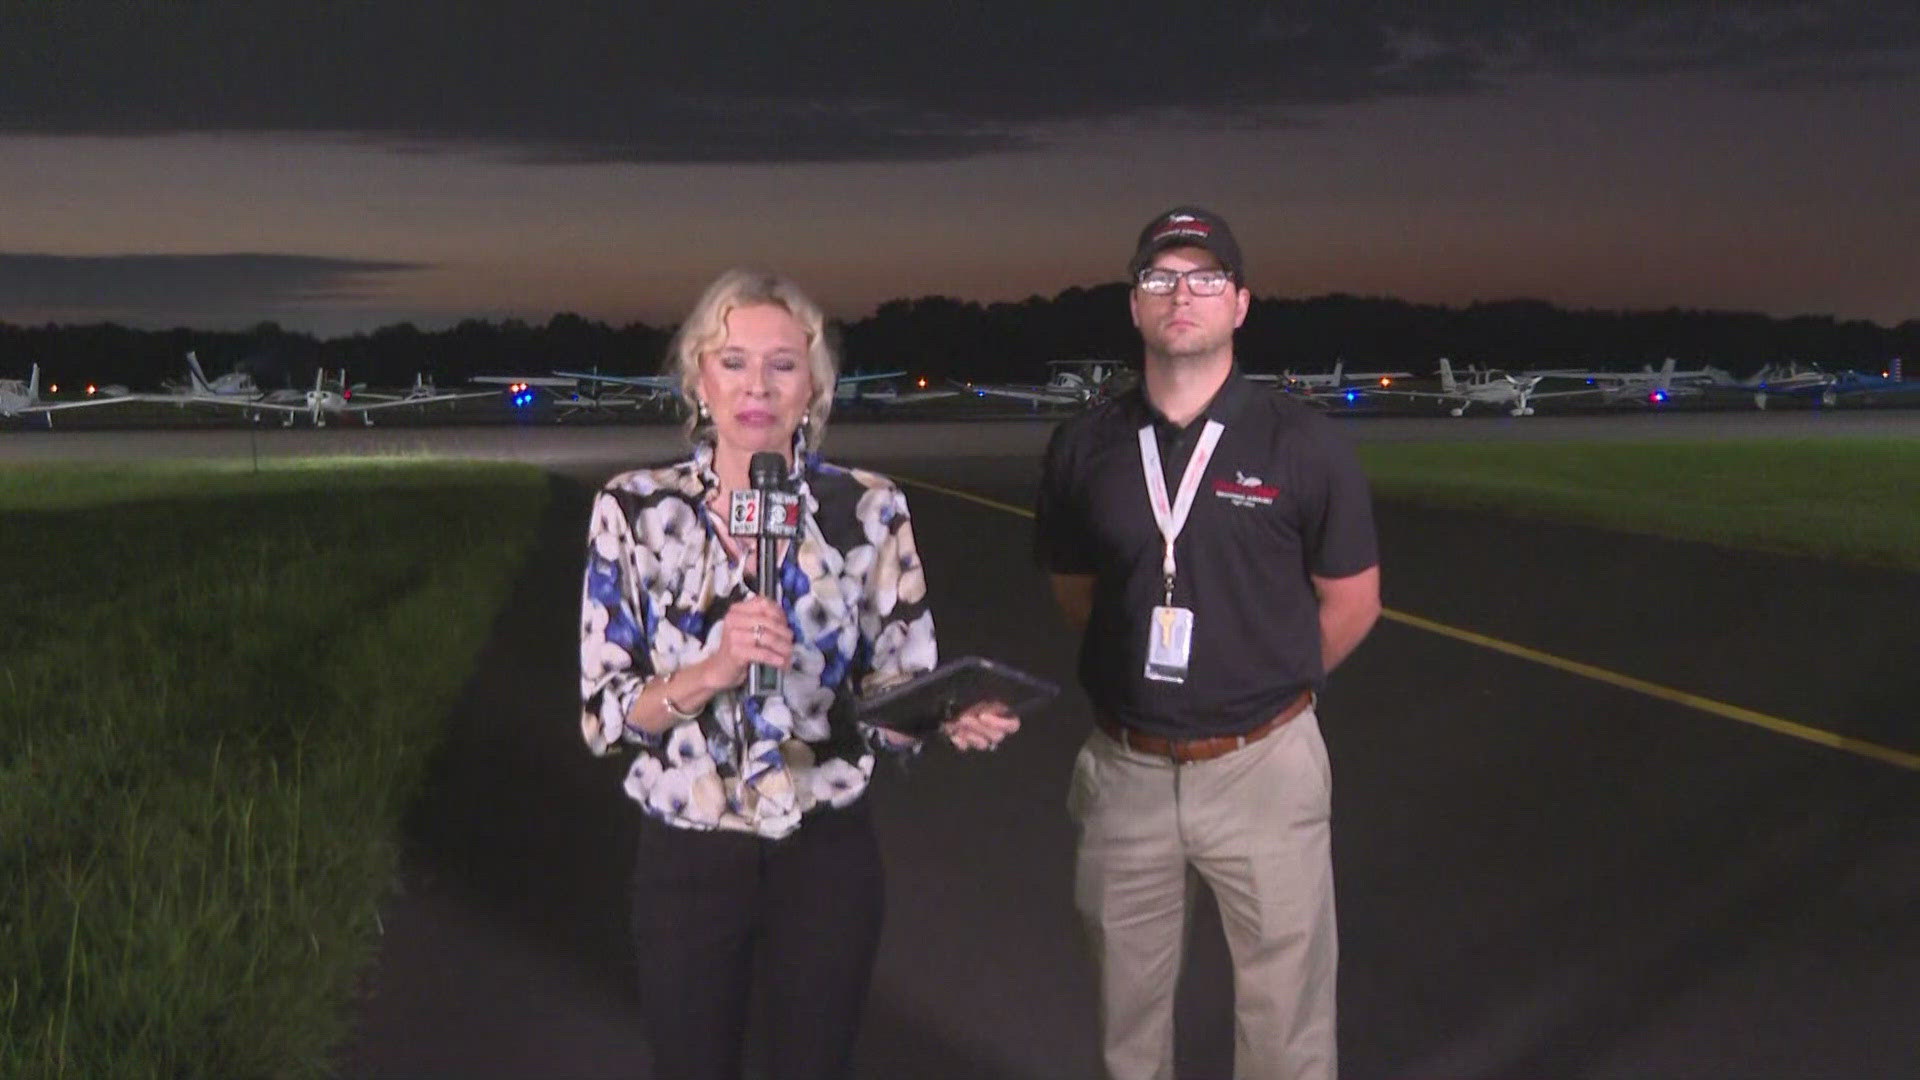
[10,417,1915,1077]
[329,423,1915,1079]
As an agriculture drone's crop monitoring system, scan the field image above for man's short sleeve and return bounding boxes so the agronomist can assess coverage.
[1291,419,1379,578]
[1034,420,1097,575]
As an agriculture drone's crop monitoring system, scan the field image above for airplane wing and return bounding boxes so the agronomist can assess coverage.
[196,398,308,413]
[1524,386,1607,400]
[837,370,908,387]
[550,370,678,391]
[965,384,1083,406]
[14,394,158,415]
[471,375,584,388]
[1363,388,1452,400]
[345,389,498,412]
[861,386,961,406]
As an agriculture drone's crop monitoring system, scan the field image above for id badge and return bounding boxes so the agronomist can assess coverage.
[1144,605,1194,683]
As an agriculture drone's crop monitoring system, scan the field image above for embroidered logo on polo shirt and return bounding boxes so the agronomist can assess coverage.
[1213,470,1278,508]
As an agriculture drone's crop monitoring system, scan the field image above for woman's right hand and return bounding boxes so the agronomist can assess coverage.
[696,595,795,691]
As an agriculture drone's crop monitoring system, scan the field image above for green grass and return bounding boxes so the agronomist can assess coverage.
[1357,437,1920,571]
[0,459,546,1078]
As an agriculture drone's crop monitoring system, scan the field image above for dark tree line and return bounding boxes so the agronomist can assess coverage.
[4,290,1915,392]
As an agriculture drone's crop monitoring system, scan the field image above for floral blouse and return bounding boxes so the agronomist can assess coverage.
[580,439,937,839]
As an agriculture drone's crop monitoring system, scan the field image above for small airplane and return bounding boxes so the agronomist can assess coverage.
[544,370,677,409]
[1792,364,1920,406]
[148,351,309,411]
[1532,358,1702,405]
[963,359,1132,408]
[347,372,495,411]
[1246,360,1414,404]
[1373,358,1601,417]
[833,371,958,409]
[1685,361,1835,409]
[0,364,150,425]
[176,367,490,426]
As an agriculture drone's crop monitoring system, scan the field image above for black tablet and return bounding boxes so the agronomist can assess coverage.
[853,656,1059,737]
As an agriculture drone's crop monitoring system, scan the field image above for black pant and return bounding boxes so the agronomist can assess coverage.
[629,800,884,1080]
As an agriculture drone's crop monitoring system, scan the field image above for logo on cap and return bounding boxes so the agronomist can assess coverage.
[1153,214,1214,243]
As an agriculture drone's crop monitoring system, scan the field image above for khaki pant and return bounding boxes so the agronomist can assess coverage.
[1068,709,1337,1080]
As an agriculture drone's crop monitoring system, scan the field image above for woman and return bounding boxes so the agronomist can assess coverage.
[579,268,1019,1080]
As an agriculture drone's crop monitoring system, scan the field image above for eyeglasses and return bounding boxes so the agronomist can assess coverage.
[1135,267,1235,297]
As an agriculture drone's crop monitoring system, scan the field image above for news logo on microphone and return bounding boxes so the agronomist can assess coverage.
[737,452,798,699]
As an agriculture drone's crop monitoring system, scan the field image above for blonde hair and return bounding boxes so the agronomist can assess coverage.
[670,268,840,448]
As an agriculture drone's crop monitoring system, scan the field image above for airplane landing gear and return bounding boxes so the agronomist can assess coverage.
[1449,406,1466,417]
[1754,392,1769,410]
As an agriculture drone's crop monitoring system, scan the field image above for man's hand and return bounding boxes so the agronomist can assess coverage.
[1313,565,1381,673]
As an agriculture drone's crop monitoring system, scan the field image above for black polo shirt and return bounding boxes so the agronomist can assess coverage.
[1034,367,1378,738]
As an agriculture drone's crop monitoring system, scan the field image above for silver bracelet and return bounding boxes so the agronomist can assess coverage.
[653,673,701,721]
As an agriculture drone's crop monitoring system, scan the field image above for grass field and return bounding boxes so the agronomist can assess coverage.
[0,459,545,1078]
[1358,437,1920,572]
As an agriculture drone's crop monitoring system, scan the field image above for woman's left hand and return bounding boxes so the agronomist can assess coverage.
[941,701,1021,752]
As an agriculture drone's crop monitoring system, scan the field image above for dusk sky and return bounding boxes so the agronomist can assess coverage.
[4,3,1917,335]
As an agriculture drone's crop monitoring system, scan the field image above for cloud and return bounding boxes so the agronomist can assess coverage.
[0,254,423,319]
[2,3,1915,162]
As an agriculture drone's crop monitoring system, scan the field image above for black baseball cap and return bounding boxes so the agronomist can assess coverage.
[1127,205,1244,285]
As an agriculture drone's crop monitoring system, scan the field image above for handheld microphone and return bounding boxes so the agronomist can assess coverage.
[734,451,799,697]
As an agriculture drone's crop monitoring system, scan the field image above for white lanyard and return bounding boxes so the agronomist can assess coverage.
[1138,420,1224,602]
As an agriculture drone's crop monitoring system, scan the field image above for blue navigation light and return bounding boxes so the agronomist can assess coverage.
[1345,390,1360,402]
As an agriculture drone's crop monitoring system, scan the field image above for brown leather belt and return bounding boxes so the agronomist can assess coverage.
[1096,690,1313,764]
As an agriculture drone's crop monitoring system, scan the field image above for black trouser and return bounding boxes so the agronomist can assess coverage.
[629,800,884,1080]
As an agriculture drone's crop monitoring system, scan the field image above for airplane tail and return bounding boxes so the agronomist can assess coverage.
[1331,359,1344,386]
[1655,357,1676,391]
[28,363,41,402]
[186,351,214,394]
[1438,358,1456,393]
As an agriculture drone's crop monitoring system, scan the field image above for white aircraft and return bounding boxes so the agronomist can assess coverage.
[1534,358,1701,405]
[963,359,1131,408]
[1375,358,1602,417]
[1246,360,1414,404]
[1692,361,1835,409]
[0,364,150,425]
[148,351,308,412]
[178,367,490,426]
[833,372,957,409]
[348,372,495,411]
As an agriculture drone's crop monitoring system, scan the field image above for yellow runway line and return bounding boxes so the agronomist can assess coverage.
[895,474,1920,775]
[1380,609,1919,773]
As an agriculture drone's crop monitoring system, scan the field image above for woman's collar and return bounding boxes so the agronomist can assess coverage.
[692,430,819,497]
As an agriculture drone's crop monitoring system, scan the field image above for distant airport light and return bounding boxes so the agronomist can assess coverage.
[916,377,928,389]
[50,383,60,393]
[1377,376,1392,387]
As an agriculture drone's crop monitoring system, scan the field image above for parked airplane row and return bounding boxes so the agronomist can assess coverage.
[5,354,1911,426]
[471,367,963,418]
[2,353,493,426]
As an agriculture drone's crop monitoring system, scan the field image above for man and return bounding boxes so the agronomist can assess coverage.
[1035,206,1381,1080]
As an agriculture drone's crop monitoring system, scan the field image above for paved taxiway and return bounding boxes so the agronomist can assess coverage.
[4,407,1917,466]
[14,415,1916,1077]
